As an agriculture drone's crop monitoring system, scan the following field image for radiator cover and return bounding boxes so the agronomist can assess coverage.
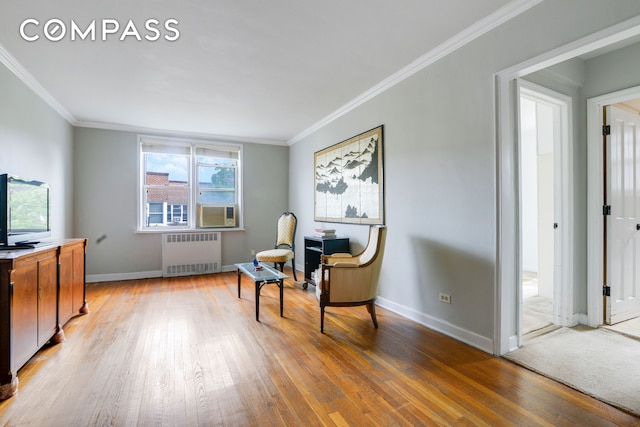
[162,232,221,277]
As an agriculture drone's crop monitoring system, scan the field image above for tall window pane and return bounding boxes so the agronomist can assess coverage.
[198,157,237,205]
[148,202,164,225]
[143,152,190,228]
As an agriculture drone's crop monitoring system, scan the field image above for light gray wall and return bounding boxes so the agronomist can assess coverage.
[583,38,640,100]
[289,0,640,348]
[73,127,289,277]
[0,64,74,240]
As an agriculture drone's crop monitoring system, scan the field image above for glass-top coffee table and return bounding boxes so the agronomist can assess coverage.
[235,262,289,321]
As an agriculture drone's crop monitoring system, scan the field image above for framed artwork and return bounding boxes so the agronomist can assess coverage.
[314,125,384,225]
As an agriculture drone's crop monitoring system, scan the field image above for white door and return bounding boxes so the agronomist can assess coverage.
[519,94,555,335]
[518,81,574,341]
[605,105,640,324]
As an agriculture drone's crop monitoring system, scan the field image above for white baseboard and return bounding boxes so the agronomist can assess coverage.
[376,296,494,354]
[86,270,162,283]
[508,334,519,353]
[87,264,240,283]
[221,264,237,272]
[574,312,588,326]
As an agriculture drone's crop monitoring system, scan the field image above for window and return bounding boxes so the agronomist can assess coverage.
[138,136,241,231]
[148,202,164,225]
[197,148,238,205]
[167,204,188,224]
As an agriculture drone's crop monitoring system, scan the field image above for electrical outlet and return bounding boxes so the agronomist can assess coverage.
[439,293,451,304]
[250,249,256,256]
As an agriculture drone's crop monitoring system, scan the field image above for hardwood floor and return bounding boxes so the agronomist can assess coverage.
[0,270,637,426]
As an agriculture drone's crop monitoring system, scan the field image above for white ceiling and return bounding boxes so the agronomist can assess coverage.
[0,0,523,144]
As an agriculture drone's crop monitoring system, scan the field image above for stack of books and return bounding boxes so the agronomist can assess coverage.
[314,228,336,239]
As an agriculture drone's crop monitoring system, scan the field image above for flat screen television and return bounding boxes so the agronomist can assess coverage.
[0,174,51,248]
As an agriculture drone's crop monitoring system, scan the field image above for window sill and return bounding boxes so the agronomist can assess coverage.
[136,228,246,234]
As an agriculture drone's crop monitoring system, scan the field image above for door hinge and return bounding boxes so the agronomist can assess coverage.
[603,285,611,296]
[603,125,611,136]
[603,205,611,216]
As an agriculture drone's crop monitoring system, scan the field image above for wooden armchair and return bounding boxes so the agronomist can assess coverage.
[316,225,387,332]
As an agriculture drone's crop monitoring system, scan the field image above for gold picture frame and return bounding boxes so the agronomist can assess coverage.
[314,125,384,225]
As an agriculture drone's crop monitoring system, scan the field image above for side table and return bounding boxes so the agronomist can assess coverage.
[235,262,289,321]
[303,236,350,289]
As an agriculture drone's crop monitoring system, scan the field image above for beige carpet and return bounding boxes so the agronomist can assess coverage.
[504,325,640,416]
[603,316,640,340]
[521,273,553,334]
[522,296,553,334]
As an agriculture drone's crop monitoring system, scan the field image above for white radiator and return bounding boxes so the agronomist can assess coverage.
[162,232,221,277]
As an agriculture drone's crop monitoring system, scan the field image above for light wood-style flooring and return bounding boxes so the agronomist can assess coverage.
[0,270,638,426]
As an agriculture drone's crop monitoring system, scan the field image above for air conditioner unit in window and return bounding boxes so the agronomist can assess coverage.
[197,204,237,228]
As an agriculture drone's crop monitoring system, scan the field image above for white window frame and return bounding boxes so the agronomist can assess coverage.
[137,135,243,232]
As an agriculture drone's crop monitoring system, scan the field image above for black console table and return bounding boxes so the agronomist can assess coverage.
[303,236,350,289]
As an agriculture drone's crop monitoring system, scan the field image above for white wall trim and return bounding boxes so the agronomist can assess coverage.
[496,15,640,356]
[86,264,239,283]
[0,42,76,123]
[298,260,496,352]
[574,312,588,326]
[0,43,286,146]
[376,297,494,354]
[586,97,605,328]
[1,0,542,148]
[287,0,544,146]
[496,16,640,80]
[75,120,288,146]
[221,264,237,273]
[86,270,162,283]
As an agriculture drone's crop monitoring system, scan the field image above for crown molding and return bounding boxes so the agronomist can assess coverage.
[0,42,286,146]
[1,0,543,146]
[0,42,76,124]
[74,120,288,146]
[287,0,544,145]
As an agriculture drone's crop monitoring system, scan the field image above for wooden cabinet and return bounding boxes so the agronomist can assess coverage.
[58,248,74,329]
[303,236,350,289]
[0,239,87,399]
[58,240,88,327]
[37,254,58,348]
[7,248,59,374]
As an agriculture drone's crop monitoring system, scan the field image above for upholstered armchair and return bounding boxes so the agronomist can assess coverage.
[256,212,298,281]
[316,225,387,332]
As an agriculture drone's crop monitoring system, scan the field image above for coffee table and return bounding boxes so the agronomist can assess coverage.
[235,262,289,321]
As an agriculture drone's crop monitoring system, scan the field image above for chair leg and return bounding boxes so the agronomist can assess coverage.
[291,256,298,281]
[276,261,298,281]
[320,304,325,333]
[367,302,378,329]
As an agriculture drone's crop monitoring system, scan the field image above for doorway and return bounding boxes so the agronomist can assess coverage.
[495,16,640,356]
[518,82,573,341]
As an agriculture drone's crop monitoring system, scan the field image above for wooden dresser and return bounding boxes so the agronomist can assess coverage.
[0,239,87,399]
